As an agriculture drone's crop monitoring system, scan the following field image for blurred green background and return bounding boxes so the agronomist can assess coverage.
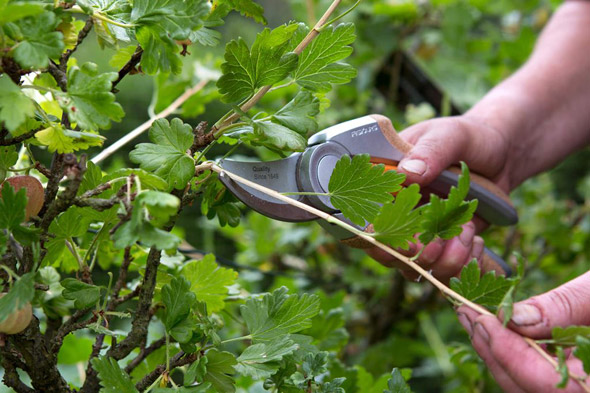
[26,0,590,392]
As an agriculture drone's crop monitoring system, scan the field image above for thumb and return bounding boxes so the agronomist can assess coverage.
[507,271,590,339]
[397,119,469,187]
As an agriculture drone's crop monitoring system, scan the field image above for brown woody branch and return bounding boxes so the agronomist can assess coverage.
[135,351,197,391]
[112,46,143,92]
[124,337,167,374]
[0,128,39,146]
[60,18,94,70]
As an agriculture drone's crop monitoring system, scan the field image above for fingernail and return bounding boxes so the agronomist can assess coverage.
[474,322,490,343]
[470,236,484,260]
[459,223,475,247]
[511,303,542,326]
[457,312,473,336]
[399,159,427,175]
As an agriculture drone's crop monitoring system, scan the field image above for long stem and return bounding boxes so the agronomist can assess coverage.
[91,79,209,164]
[208,162,590,392]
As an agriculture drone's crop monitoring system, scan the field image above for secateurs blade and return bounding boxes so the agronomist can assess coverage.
[218,114,517,275]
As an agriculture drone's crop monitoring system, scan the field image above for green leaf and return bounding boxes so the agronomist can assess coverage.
[101,168,168,191]
[384,368,412,393]
[130,0,209,40]
[0,2,45,24]
[235,337,298,379]
[292,23,357,92]
[162,276,196,331]
[217,0,266,24]
[556,345,569,389]
[0,75,35,132]
[301,351,328,379]
[113,190,181,250]
[272,91,319,135]
[552,326,590,346]
[449,260,513,309]
[240,120,307,152]
[574,336,590,374]
[91,356,139,393]
[78,161,104,195]
[61,278,101,309]
[0,182,39,244]
[35,125,105,153]
[129,118,195,190]
[190,27,221,46]
[203,349,237,393]
[217,23,299,103]
[419,162,478,245]
[0,272,35,324]
[328,154,406,226]
[57,62,125,131]
[49,207,93,239]
[373,184,422,249]
[185,356,208,386]
[241,286,320,342]
[0,146,18,180]
[136,26,183,75]
[12,12,64,68]
[180,254,238,313]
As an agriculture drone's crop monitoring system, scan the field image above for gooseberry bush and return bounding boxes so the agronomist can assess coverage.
[2,1,590,393]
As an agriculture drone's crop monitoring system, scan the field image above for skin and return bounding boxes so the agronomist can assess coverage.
[368,1,590,391]
[369,0,590,279]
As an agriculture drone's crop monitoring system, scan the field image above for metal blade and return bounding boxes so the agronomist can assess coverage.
[218,155,318,222]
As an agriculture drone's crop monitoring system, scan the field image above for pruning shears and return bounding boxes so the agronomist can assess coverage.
[218,114,517,276]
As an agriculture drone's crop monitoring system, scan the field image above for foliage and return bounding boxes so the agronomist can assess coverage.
[0,1,582,393]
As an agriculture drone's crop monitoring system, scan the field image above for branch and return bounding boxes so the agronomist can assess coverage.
[0,358,34,393]
[47,60,67,91]
[135,351,197,391]
[124,337,167,374]
[91,79,210,164]
[38,153,65,218]
[60,18,94,69]
[74,194,120,211]
[111,46,143,91]
[40,155,87,232]
[0,128,39,146]
[212,0,343,133]
[107,247,161,360]
[51,309,96,354]
[208,162,590,393]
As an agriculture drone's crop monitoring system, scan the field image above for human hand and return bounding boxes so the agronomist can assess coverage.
[457,271,590,392]
[367,114,512,281]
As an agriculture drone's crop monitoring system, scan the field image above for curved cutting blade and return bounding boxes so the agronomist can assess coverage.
[218,155,318,222]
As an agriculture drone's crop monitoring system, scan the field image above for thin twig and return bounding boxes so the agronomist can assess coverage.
[209,162,590,392]
[0,128,40,146]
[91,79,209,164]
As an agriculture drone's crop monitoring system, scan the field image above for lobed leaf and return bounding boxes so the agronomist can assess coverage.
[419,162,478,245]
[203,349,237,393]
[328,154,405,226]
[91,356,139,393]
[240,286,320,342]
[384,368,413,393]
[217,23,299,103]
[129,118,195,190]
[0,272,35,324]
[372,184,422,249]
[272,90,319,135]
[61,278,102,309]
[11,12,64,68]
[0,75,35,132]
[235,337,298,379]
[292,23,357,92]
[56,62,124,131]
[180,254,238,313]
[450,260,513,309]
